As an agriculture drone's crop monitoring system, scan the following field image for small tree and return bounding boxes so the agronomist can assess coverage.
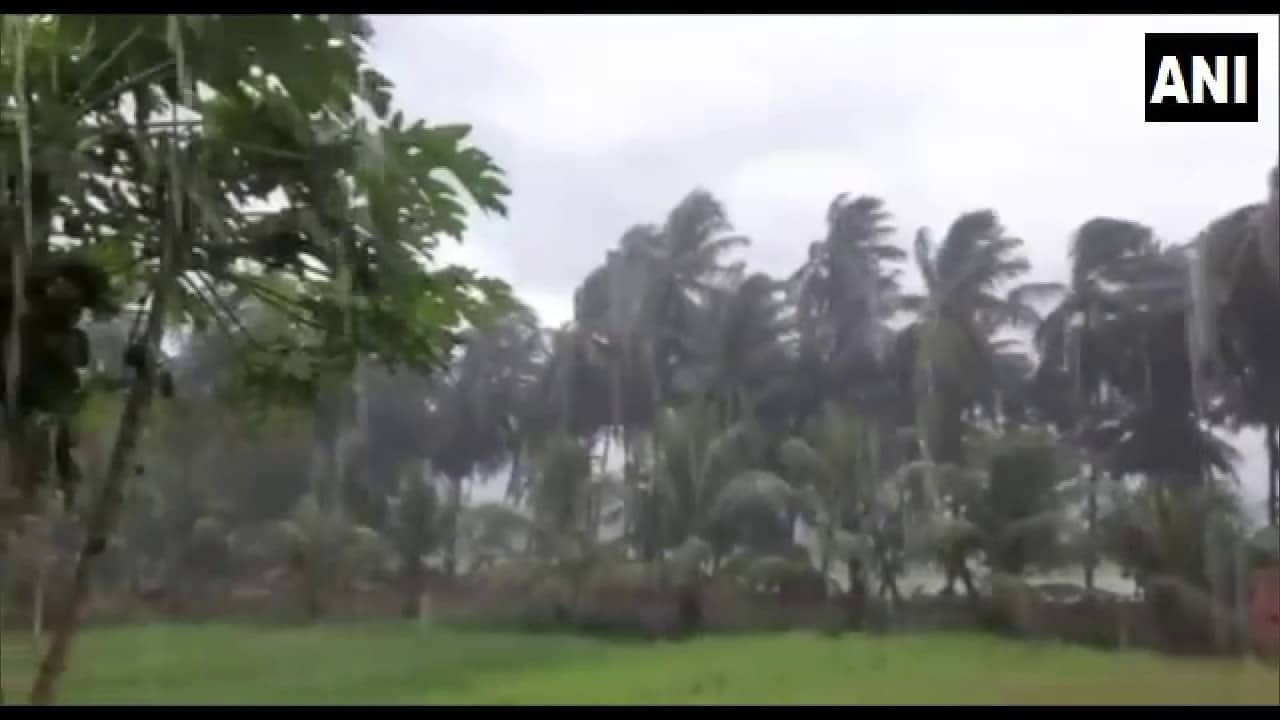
[387,468,444,618]
[2,14,509,703]
[267,494,386,621]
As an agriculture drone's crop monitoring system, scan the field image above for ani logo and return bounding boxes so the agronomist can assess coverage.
[1145,33,1258,123]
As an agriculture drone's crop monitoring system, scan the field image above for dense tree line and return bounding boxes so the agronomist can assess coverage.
[41,171,1273,635]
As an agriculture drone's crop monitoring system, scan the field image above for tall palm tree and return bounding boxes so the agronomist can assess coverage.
[1087,244,1233,492]
[790,195,904,417]
[427,302,544,577]
[642,190,750,416]
[679,271,793,426]
[572,191,750,560]
[1189,167,1280,526]
[900,210,1051,594]
[902,210,1046,468]
[1036,217,1157,589]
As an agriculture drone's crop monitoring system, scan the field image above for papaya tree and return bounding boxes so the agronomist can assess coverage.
[2,13,509,703]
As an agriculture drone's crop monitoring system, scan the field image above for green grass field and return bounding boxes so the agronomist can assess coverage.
[2,624,1277,704]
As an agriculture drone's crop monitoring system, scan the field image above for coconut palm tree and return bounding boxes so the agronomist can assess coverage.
[1189,167,1280,526]
[648,401,797,569]
[902,211,1045,467]
[427,302,544,576]
[1035,217,1158,588]
[678,271,794,426]
[569,191,751,561]
[900,210,1053,593]
[790,195,904,413]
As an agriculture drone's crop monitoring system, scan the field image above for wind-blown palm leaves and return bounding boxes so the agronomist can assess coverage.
[790,195,903,422]
[1036,218,1158,418]
[425,302,543,575]
[582,189,749,418]
[894,211,1070,597]
[652,401,778,559]
[1189,165,1280,525]
[1099,476,1247,603]
[679,271,793,426]
[1034,217,1157,587]
[1083,244,1239,491]
[1262,165,1280,288]
[901,211,1047,467]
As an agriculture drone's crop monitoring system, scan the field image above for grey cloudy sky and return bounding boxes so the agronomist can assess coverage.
[369,13,1279,510]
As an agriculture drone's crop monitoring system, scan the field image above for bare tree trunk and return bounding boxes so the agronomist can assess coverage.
[31,563,44,655]
[29,173,181,705]
[28,324,165,703]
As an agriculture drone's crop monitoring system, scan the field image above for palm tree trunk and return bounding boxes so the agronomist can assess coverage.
[2,18,38,574]
[31,563,44,654]
[304,567,323,622]
[878,560,903,605]
[1267,422,1279,528]
[610,360,623,459]
[645,341,665,564]
[444,475,462,579]
[0,559,6,706]
[1085,463,1098,592]
[401,552,424,619]
[1078,310,1101,594]
[818,522,833,595]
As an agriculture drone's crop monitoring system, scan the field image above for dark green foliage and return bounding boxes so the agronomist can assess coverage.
[967,430,1066,575]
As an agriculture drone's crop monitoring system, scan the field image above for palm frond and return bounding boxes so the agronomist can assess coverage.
[1009,281,1067,308]
[913,228,938,292]
[707,469,797,529]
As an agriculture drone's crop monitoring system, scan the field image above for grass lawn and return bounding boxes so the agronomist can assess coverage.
[2,623,1277,704]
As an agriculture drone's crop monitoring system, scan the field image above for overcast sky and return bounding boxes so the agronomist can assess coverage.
[369,14,1279,512]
